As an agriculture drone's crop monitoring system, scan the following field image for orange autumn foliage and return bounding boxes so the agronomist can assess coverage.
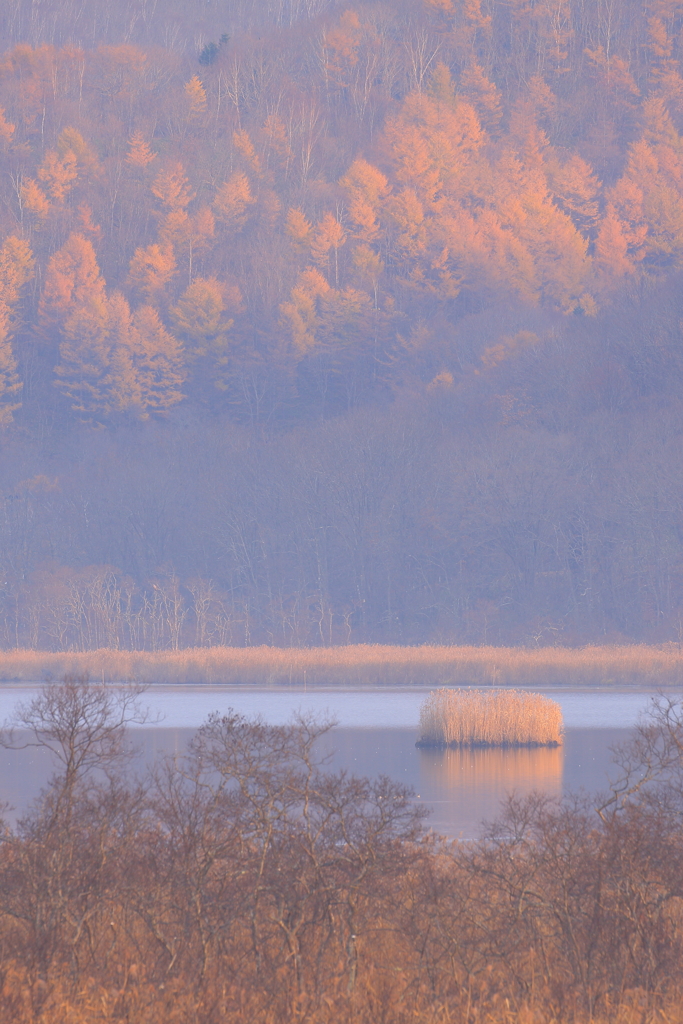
[214,172,256,231]
[127,243,177,299]
[151,162,194,211]
[0,236,34,426]
[39,233,106,332]
[126,131,156,169]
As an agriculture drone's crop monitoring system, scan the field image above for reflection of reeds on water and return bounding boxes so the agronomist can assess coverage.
[417,688,563,748]
[419,744,563,800]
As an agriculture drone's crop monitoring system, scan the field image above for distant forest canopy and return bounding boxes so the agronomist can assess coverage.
[2,0,683,648]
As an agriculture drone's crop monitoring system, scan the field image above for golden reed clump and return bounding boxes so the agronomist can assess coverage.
[417,688,564,747]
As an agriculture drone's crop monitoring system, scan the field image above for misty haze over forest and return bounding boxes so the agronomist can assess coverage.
[1,0,683,649]
[4,6,683,1024]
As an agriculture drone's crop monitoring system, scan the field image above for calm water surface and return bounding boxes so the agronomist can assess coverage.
[0,686,672,838]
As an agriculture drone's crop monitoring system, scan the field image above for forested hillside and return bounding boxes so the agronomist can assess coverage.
[2,0,683,648]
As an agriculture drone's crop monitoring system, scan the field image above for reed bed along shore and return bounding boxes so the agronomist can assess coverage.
[0,644,682,686]
[417,688,564,748]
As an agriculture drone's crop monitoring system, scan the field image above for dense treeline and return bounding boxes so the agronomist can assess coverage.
[1,676,682,1023]
[3,1,683,644]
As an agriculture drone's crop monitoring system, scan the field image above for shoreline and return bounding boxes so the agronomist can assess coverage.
[0,644,683,688]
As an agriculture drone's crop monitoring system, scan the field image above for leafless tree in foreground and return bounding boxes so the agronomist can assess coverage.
[0,682,681,1022]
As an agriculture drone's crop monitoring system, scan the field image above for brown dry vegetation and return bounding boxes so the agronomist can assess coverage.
[0,643,682,686]
[417,688,564,747]
[1,677,683,1024]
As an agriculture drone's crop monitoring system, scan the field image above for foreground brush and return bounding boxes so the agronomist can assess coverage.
[416,688,564,748]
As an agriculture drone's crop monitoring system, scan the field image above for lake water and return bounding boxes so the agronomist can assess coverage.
[0,686,673,838]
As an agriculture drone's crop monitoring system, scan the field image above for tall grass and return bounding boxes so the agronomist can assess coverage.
[0,643,681,686]
[417,688,564,747]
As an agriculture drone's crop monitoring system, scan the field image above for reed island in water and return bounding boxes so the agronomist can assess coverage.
[416,689,564,748]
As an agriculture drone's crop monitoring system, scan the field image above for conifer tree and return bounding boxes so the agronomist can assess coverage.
[57,128,101,177]
[169,277,234,358]
[39,234,106,337]
[0,236,34,426]
[233,129,262,176]
[214,173,256,231]
[310,213,346,286]
[339,159,390,241]
[285,208,313,250]
[55,291,186,419]
[20,179,50,221]
[0,107,15,145]
[185,75,208,116]
[280,268,331,353]
[111,304,186,417]
[550,155,601,233]
[151,163,194,211]
[127,243,177,299]
[460,61,503,132]
[125,131,156,169]
[37,150,78,204]
[54,290,113,414]
[594,204,639,284]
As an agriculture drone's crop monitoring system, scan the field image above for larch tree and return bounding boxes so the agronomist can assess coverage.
[422,0,454,14]
[610,131,683,269]
[310,213,346,287]
[0,236,34,426]
[232,129,262,176]
[39,233,106,340]
[385,188,428,260]
[427,63,458,107]
[285,208,313,251]
[168,277,234,361]
[20,179,50,223]
[351,244,384,306]
[214,173,256,232]
[467,207,538,305]
[56,128,101,178]
[127,243,177,300]
[109,304,186,418]
[381,90,485,209]
[185,75,208,117]
[54,289,117,415]
[76,204,103,243]
[321,9,363,93]
[280,268,331,354]
[158,207,215,281]
[549,155,602,235]
[645,0,683,85]
[0,107,15,146]
[594,204,639,286]
[517,197,592,311]
[0,303,20,428]
[125,131,157,170]
[0,236,36,306]
[151,163,194,213]
[37,149,78,204]
[55,291,186,419]
[338,159,390,241]
[459,61,503,133]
